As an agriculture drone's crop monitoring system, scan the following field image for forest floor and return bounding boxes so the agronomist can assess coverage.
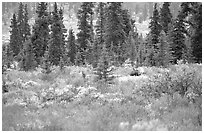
[2,63,202,131]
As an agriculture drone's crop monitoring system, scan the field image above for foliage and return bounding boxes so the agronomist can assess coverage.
[9,13,20,57]
[94,43,114,83]
[23,4,31,41]
[149,3,161,46]
[48,2,64,66]
[77,2,94,65]
[31,2,50,64]
[17,2,24,47]
[159,2,172,34]
[67,28,76,65]
[168,12,186,64]
[18,39,37,71]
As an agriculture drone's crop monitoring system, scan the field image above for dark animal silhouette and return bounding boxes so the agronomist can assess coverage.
[130,69,141,76]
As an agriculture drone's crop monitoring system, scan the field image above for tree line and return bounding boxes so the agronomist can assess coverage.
[3,2,202,81]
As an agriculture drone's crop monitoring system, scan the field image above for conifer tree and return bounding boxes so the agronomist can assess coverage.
[179,2,202,63]
[95,43,113,83]
[148,3,162,66]
[19,39,37,71]
[59,7,67,62]
[23,4,31,41]
[189,3,202,63]
[122,9,132,37]
[104,2,126,64]
[10,13,20,57]
[31,2,49,65]
[77,2,94,65]
[67,28,76,65]
[94,2,107,68]
[149,3,161,46]
[48,2,64,66]
[3,44,13,69]
[157,30,172,66]
[160,2,172,34]
[145,33,155,66]
[41,49,52,74]
[17,2,24,49]
[95,2,106,45]
[168,13,186,64]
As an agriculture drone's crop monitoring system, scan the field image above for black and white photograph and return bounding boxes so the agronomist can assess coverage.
[2,1,202,131]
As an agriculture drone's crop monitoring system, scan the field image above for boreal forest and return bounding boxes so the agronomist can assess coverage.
[2,2,202,131]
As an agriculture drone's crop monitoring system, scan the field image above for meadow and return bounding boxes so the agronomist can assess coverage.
[2,62,202,131]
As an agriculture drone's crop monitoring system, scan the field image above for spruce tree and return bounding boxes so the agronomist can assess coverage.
[190,3,202,63]
[104,2,126,64]
[23,4,31,41]
[77,2,94,65]
[148,3,162,66]
[48,2,64,66]
[95,2,106,45]
[59,7,67,63]
[149,3,161,46]
[31,2,49,65]
[94,2,106,67]
[17,2,24,49]
[2,44,13,69]
[160,2,172,34]
[19,39,37,71]
[95,43,113,83]
[157,30,172,67]
[10,13,20,57]
[41,49,52,74]
[67,28,76,65]
[121,9,132,37]
[179,2,202,63]
[168,15,186,64]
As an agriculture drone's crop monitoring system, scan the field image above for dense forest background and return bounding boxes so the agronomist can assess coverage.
[2,2,202,74]
[2,2,181,39]
[2,2,202,131]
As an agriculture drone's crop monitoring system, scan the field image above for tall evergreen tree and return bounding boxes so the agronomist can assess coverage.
[67,28,76,65]
[157,30,172,66]
[94,2,107,67]
[178,2,202,63]
[2,44,13,69]
[168,15,186,64]
[95,43,113,83]
[31,2,50,64]
[48,2,64,66]
[121,9,132,37]
[23,4,31,41]
[104,2,126,64]
[149,3,162,46]
[19,39,37,71]
[59,7,67,61]
[10,13,20,57]
[95,2,106,45]
[41,49,52,74]
[148,3,162,66]
[17,2,24,49]
[160,2,172,34]
[77,2,94,65]
[189,3,202,63]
